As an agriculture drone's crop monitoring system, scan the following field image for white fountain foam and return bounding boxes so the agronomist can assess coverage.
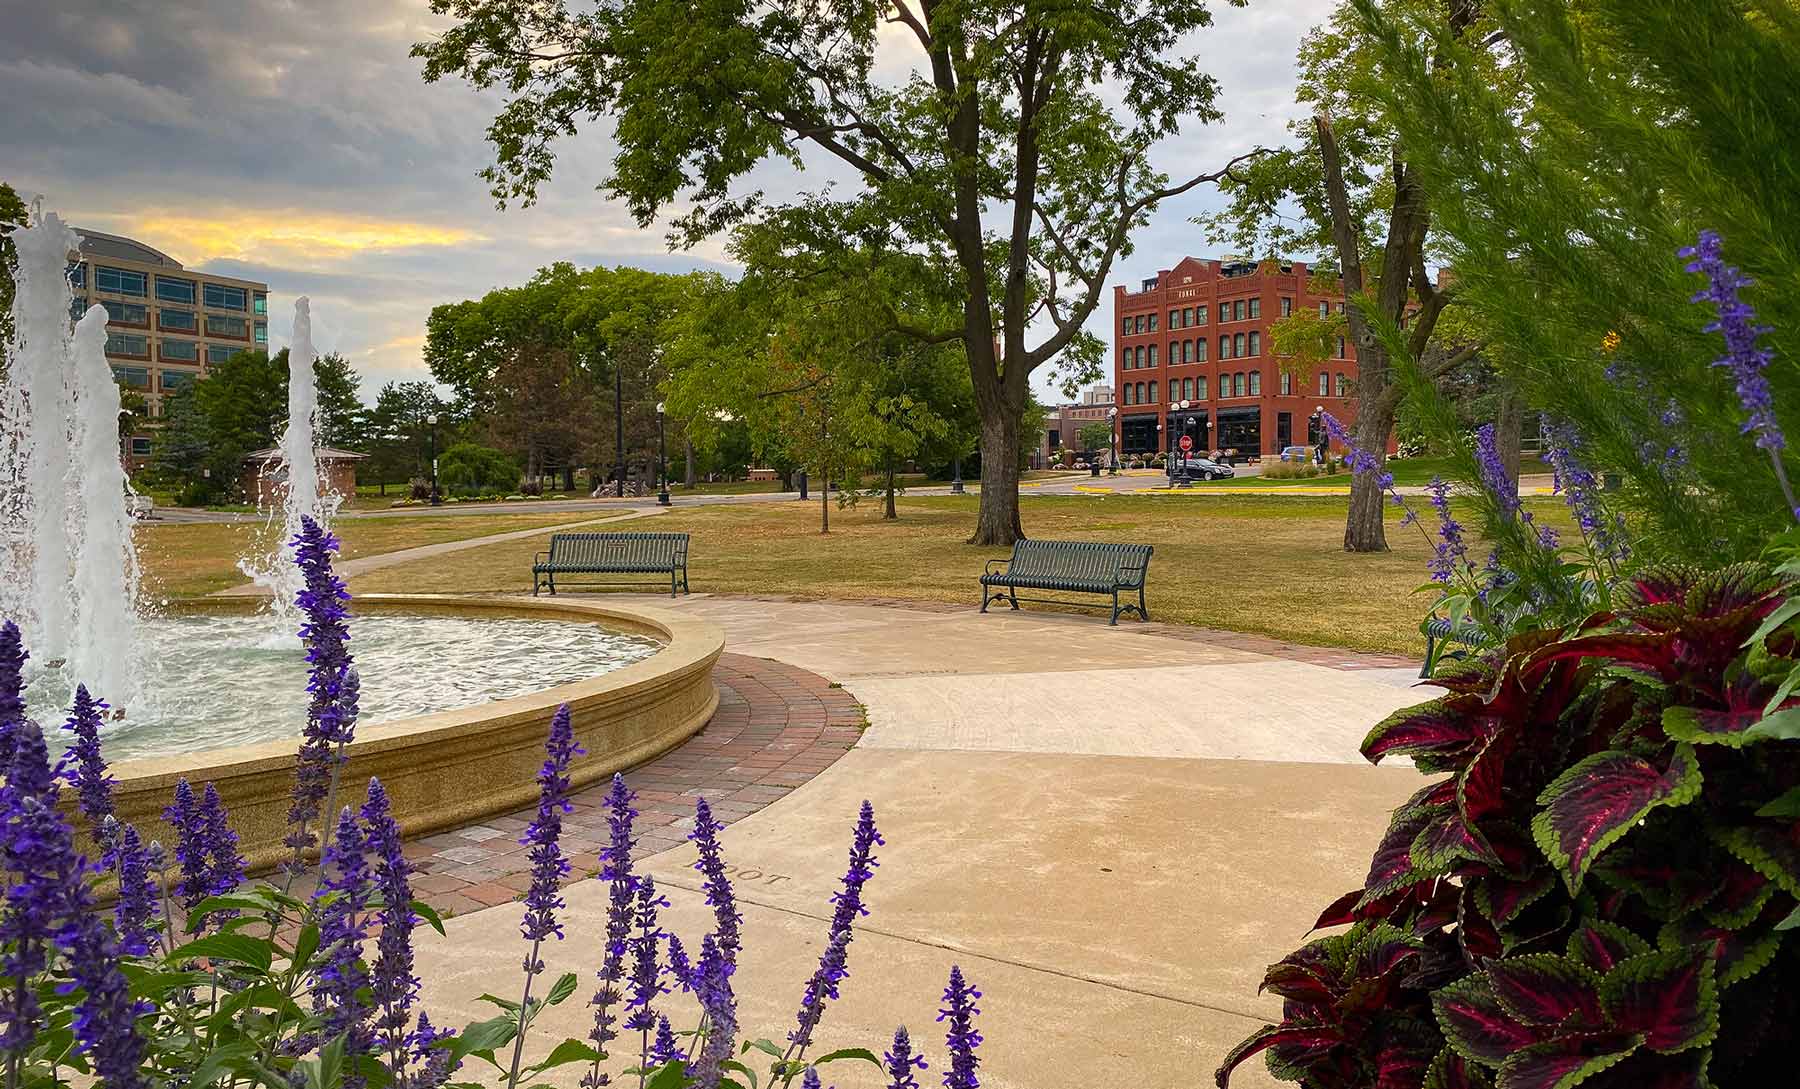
[0,206,143,707]
[237,296,337,645]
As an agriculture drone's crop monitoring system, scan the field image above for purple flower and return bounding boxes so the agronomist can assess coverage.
[521,705,582,970]
[1324,409,1413,521]
[1473,424,1519,516]
[63,911,152,1089]
[692,934,737,1087]
[1683,230,1784,451]
[314,805,376,1085]
[1427,477,1469,585]
[0,620,26,771]
[112,822,158,956]
[0,721,80,1057]
[666,933,694,993]
[285,515,360,872]
[647,1015,685,1077]
[61,684,115,856]
[199,782,245,898]
[884,1026,928,1089]
[363,778,422,1076]
[937,966,982,1089]
[623,875,668,1035]
[789,800,883,1057]
[408,1012,460,1089]
[1539,416,1628,565]
[164,778,211,917]
[689,796,741,964]
[583,772,637,1074]
[801,1068,824,1089]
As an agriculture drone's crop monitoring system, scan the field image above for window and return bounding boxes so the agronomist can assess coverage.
[110,365,150,388]
[206,314,249,338]
[254,322,267,345]
[1195,338,1207,362]
[95,266,147,297]
[1319,300,1330,318]
[1136,382,1146,404]
[129,437,152,456]
[1182,377,1194,400]
[1148,312,1158,332]
[159,338,198,362]
[1196,304,1208,325]
[1336,372,1349,397]
[105,332,148,358]
[1248,297,1261,319]
[1122,317,1132,336]
[1195,374,1207,399]
[1169,341,1178,364]
[155,276,196,304]
[103,300,147,326]
[1337,336,1347,358]
[1280,297,1292,317]
[1319,372,1330,396]
[1280,371,1292,395]
[1182,307,1193,327]
[68,263,86,288]
[1248,331,1261,356]
[1148,344,1158,366]
[1135,345,1145,368]
[69,298,87,322]
[1249,371,1262,396]
[160,369,196,391]
[1182,340,1192,364]
[1336,302,1346,313]
[207,344,238,365]
[158,308,196,332]
[1234,299,1245,321]
[1218,374,1230,398]
[1220,335,1231,360]
[1148,381,1157,404]
[254,292,267,316]
[204,283,248,311]
[1122,384,1133,406]
[1234,332,1246,357]
[1169,310,1180,328]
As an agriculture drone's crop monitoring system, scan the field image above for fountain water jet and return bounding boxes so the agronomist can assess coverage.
[237,296,337,642]
[0,207,142,705]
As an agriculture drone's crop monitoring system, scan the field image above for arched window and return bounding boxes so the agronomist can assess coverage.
[1148,344,1158,366]
[1247,331,1261,356]
[1234,332,1246,358]
[1182,340,1192,363]
[1219,374,1230,398]
[1121,348,1131,370]
[1220,335,1232,359]
[1280,371,1292,395]
[1234,299,1246,321]
[1136,382,1146,404]
[1337,337,1347,358]
[1196,338,1207,362]
[1135,345,1144,368]
[1234,372,1246,397]
[1318,372,1330,396]
[1170,340,1178,364]
[1195,375,1207,399]
[1182,377,1194,400]
[1148,380,1158,404]
[1336,373,1348,397]
[1249,371,1262,396]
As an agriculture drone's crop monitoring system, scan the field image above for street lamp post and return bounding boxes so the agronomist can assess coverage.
[951,456,964,494]
[613,360,626,498]
[426,413,441,505]
[1107,407,1118,474]
[656,402,671,506]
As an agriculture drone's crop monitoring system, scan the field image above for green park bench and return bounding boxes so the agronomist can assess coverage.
[531,532,691,597]
[979,538,1153,625]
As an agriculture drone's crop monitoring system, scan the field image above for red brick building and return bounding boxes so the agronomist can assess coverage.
[1111,256,1363,461]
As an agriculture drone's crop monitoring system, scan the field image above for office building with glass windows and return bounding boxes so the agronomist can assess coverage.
[1110,255,1379,461]
[67,229,269,463]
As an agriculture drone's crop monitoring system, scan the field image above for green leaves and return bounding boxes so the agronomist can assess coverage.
[169,933,275,972]
[1532,745,1702,893]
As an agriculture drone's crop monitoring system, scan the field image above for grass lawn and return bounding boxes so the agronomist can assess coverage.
[136,512,607,598]
[337,494,1575,656]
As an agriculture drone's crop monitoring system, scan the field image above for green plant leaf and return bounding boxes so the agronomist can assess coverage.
[289,923,320,970]
[813,1047,882,1066]
[1777,904,1800,931]
[741,1038,783,1059]
[526,1039,602,1074]
[644,1063,689,1089]
[412,899,448,937]
[448,1014,517,1063]
[1744,706,1800,741]
[542,971,580,1007]
[1745,596,1800,646]
[1716,824,1800,898]
[1756,787,1800,819]
[188,1043,261,1089]
[720,1059,759,1089]
[169,933,274,972]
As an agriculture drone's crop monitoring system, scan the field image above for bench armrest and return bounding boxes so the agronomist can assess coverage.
[534,551,550,563]
[984,557,1012,575]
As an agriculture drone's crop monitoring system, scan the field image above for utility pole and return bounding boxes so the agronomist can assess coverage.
[613,357,625,497]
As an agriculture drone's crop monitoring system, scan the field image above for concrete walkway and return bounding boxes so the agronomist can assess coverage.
[412,597,1429,1088]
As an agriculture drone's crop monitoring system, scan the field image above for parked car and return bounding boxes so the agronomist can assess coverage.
[1188,456,1235,481]
[1278,445,1319,463]
[125,494,155,519]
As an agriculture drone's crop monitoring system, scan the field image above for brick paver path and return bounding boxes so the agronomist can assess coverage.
[399,653,865,917]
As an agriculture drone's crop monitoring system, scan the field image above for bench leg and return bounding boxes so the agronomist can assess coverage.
[681,565,690,595]
[1008,586,1019,611]
[547,574,556,596]
[1139,584,1149,622]
[532,573,540,597]
[1110,590,1121,626]
[670,568,678,598]
[979,584,989,613]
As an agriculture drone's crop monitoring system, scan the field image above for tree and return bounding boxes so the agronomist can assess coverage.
[1201,0,1488,551]
[362,381,447,492]
[415,0,1262,545]
[312,352,365,449]
[1078,421,1113,455]
[0,182,27,379]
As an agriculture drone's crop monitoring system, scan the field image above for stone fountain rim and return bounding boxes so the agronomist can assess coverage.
[110,593,724,786]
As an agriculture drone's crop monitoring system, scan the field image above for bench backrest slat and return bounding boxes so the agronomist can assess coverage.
[1006,538,1151,586]
[547,532,688,567]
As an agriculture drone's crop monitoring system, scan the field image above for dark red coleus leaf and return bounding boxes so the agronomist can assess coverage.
[1413,806,1503,872]
[1715,821,1800,899]
[1314,888,1366,931]
[1213,1023,1341,1088]
[1459,732,1515,824]
[1524,633,1678,681]
[1482,954,1604,1028]
[1477,871,1556,929]
[1565,920,1651,975]
[1365,805,1447,903]
[1493,1032,1642,1089]
[1704,862,1771,929]
[1586,1050,1707,1089]
[1365,695,1489,765]
[1623,566,1702,608]
[1661,672,1775,748]
[1432,974,1540,1067]
[1531,745,1702,893]
[1597,945,1718,1054]
[1423,1048,1494,1089]
[1659,909,1783,989]
[1459,885,1505,962]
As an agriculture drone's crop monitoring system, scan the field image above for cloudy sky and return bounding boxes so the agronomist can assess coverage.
[1,0,1332,403]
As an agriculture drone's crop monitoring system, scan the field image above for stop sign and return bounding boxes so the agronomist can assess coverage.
[1178,434,1193,452]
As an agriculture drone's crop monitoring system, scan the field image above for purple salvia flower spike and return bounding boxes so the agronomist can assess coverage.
[1473,423,1519,516]
[1427,477,1470,585]
[647,1015,685,1078]
[285,515,360,873]
[363,778,423,1082]
[689,796,741,964]
[112,821,158,956]
[1539,416,1629,566]
[314,805,376,1087]
[163,778,211,920]
[0,620,26,771]
[0,721,77,1059]
[409,1012,461,1089]
[64,910,152,1089]
[666,932,694,993]
[62,683,116,857]
[937,966,982,1089]
[692,934,737,1089]
[801,1068,823,1089]
[788,802,883,1061]
[623,874,669,1036]
[511,706,584,1089]
[582,771,637,1084]
[200,782,245,898]
[883,1026,927,1089]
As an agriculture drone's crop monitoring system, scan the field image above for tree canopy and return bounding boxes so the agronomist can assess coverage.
[415,0,1259,543]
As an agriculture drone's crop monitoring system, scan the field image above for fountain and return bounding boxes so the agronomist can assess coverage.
[236,296,334,643]
[0,208,142,708]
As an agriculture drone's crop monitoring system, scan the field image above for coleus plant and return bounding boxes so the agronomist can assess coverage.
[1217,563,1800,1089]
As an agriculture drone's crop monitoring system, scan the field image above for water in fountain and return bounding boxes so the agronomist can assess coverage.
[0,207,143,707]
[237,296,338,644]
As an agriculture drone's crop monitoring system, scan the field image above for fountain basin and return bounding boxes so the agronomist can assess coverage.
[98,595,723,874]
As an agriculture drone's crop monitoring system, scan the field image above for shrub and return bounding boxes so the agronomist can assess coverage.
[1263,462,1322,480]
[1217,561,1800,1089]
[436,443,517,496]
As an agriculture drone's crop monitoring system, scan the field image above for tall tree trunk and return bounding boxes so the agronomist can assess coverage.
[972,410,1023,545]
[684,437,695,486]
[1345,397,1397,551]
[1495,381,1524,495]
[884,453,897,520]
